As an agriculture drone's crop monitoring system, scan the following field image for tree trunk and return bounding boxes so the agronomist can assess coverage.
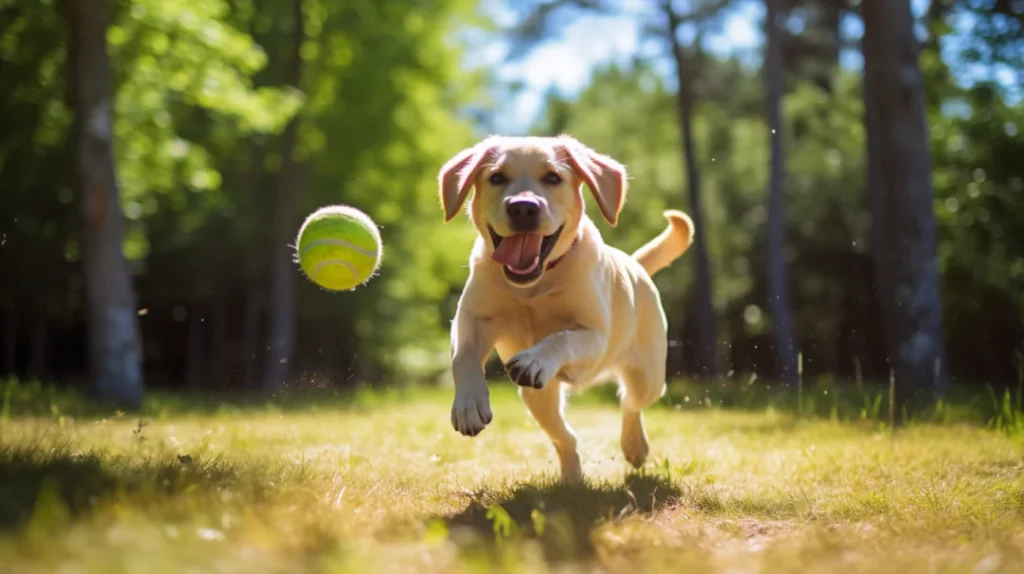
[666,5,718,380]
[862,0,948,417]
[263,0,306,390]
[66,0,144,407]
[862,12,888,382]
[764,0,799,386]
[208,289,227,387]
[242,130,267,390]
[823,0,842,66]
[29,316,47,382]
[3,294,16,376]
[242,284,263,389]
[186,302,205,389]
[818,0,843,93]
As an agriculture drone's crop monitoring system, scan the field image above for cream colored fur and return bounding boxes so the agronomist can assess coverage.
[437,134,694,483]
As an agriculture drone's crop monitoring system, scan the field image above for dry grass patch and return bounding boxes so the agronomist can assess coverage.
[0,383,1022,573]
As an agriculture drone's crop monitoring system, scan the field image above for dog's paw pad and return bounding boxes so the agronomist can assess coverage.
[505,359,538,388]
[504,353,552,389]
[450,392,493,437]
[621,433,650,469]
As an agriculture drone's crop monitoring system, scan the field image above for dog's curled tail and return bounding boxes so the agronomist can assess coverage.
[631,210,694,277]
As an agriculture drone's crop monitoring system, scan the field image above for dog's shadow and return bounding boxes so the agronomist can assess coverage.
[440,471,681,562]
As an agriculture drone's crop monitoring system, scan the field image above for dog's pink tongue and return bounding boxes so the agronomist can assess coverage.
[492,233,543,271]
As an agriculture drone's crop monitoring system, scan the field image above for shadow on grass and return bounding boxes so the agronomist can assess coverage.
[440,471,682,563]
[0,444,257,533]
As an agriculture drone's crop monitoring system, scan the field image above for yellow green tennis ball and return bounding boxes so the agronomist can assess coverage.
[295,205,382,291]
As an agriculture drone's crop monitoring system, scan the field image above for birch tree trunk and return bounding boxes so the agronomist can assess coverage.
[66,0,144,406]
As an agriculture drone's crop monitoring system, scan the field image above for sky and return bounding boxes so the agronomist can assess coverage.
[463,1,763,133]
[462,0,1016,134]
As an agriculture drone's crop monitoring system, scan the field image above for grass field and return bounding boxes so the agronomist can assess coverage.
[1,378,1023,573]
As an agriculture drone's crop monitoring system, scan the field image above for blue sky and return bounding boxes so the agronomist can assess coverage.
[463,0,1017,134]
[464,1,761,132]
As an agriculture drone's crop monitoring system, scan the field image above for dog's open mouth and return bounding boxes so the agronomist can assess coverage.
[489,225,563,284]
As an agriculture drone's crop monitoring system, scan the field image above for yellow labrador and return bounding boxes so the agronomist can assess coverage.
[437,133,694,482]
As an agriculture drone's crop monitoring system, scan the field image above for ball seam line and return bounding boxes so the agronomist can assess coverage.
[312,258,359,283]
[300,238,378,259]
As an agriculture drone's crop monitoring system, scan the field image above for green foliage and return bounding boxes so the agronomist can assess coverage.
[533,59,881,377]
[527,15,1023,385]
[282,0,484,377]
[929,81,1024,383]
[0,0,79,329]
[0,0,300,318]
[108,0,303,259]
[1,0,488,385]
[1,0,1022,392]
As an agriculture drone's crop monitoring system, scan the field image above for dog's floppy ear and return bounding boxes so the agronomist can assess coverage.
[438,137,500,222]
[557,134,627,226]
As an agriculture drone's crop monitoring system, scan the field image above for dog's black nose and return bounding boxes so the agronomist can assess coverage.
[505,197,540,232]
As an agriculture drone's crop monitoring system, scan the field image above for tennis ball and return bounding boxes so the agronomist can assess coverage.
[295,205,382,291]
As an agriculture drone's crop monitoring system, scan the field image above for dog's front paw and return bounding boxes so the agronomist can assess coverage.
[450,389,493,437]
[505,348,558,389]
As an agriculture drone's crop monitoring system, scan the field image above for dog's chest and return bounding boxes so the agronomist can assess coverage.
[494,293,579,350]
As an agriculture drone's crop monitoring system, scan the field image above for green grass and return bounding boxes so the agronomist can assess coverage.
[1,378,1023,573]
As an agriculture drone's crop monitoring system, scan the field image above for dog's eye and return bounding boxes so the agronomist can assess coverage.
[541,172,562,185]
[489,172,509,186]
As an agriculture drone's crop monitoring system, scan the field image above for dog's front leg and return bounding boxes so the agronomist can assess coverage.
[505,328,606,390]
[449,306,499,437]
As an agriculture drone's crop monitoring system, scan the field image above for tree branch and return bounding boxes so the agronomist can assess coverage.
[504,0,618,61]
[664,0,733,30]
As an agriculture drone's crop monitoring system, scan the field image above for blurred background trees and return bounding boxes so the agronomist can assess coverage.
[0,0,1021,408]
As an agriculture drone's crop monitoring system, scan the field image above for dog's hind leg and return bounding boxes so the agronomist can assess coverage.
[519,382,583,483]
[618,363,667,469]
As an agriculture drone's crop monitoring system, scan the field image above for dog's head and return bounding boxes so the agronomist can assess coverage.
[437,134,627,287]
